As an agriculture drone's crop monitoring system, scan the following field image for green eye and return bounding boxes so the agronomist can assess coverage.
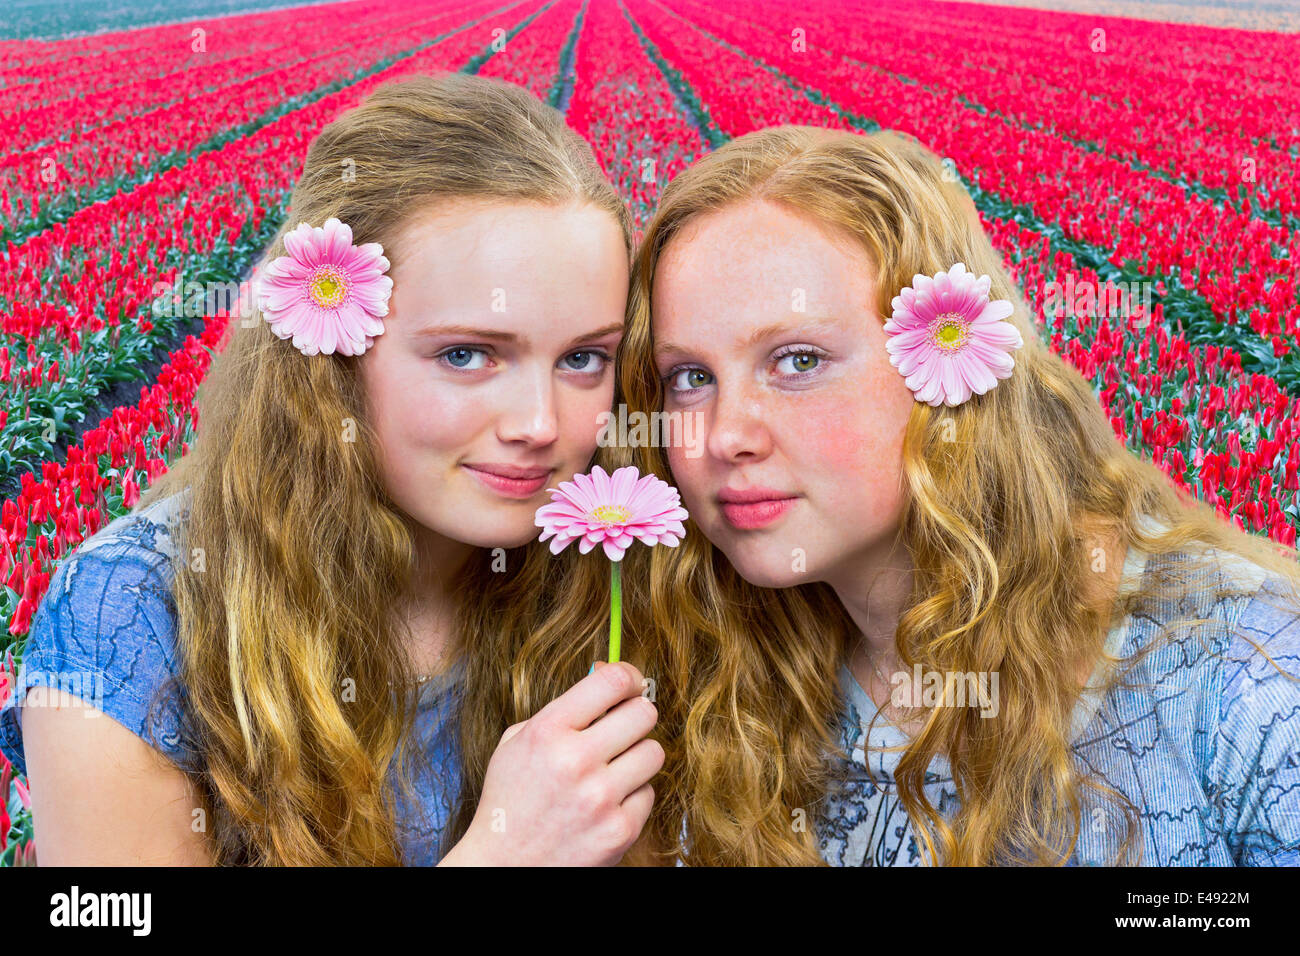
[669,368,713,391]
[776,352,821,374]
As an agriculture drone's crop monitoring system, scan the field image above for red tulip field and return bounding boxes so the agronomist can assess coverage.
[0,0,1296,865]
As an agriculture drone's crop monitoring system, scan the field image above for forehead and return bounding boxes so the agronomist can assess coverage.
[391,199,627,302]
[651,199,875,330]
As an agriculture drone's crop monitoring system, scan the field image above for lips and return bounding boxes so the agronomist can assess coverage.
[462,463,554,499]
[717,486,800,530]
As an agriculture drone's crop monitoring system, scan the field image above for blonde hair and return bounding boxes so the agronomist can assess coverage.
[139,72,636,864]
[620,125,1300,866]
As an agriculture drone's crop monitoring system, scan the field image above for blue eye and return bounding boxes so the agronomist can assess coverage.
[775,351,821,374]
[667,368,714,392]
[440,347,489,370]
[561,350,607,373]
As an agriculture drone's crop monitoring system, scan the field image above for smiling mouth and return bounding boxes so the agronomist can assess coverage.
[718,496,798,530]
[462,464,554,499]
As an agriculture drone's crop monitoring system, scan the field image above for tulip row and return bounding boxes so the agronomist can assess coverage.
[0,0,324,43]
[0,2,441,145]
[626,0,1300,391]
[673,0,1300,227]
[478,0,586,102]
[566,0,711,237]
[1,0,513,243]
[0,300,232,866]
[993,216,1300,546]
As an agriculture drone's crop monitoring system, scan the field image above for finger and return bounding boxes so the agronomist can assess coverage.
[534,661,646,731]
[583,693,657,763]
[605,736,665,799]
[618,782,656,849]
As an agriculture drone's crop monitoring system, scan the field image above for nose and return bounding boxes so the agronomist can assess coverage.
[495,362,559,447]
[706,378,772,464]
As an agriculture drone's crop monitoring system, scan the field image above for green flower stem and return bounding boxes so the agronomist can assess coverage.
[608,559,623,664]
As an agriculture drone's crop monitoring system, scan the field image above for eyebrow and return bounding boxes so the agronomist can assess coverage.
[655,317,841,361]
[412,324,517,343]
[412,321,625,346]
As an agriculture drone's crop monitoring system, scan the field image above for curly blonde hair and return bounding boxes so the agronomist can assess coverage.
[620,125,1300,866]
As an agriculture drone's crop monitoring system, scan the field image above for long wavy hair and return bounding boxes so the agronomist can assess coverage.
[137,72,642,865]
[620,125,1300,866]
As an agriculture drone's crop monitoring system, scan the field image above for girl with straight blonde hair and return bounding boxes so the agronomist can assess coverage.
[620,125,1300,866]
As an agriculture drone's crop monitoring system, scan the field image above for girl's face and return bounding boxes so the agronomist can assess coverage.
[651,198,915,590]
[359,199,629,552]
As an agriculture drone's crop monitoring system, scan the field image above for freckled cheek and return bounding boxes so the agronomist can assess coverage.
[789,395,906,497]
[664,443,712,517]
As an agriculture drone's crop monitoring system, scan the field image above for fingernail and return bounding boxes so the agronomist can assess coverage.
[588,663,596,675]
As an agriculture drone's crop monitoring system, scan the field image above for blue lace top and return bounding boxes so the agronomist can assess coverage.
[818,532,1300,866]
[0,490,464,865]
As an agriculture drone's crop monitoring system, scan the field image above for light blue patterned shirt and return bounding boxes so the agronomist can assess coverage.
[818,535,1300,866]
[0,491,465,865]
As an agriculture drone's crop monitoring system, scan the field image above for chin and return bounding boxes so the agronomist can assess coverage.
[404,497,539,551]
[716,541,811,590]
[460,519,541,551]
[501,524,545,550]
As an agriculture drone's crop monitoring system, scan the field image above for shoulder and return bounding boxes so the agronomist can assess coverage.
[1114,543,1300,861]
[75,488,190,569]
[1112,546,1300,750]
[1122,539,1296,660]
[35,490,189,671]
[1203,555,1300,861]
[1203,547,1300,703]
[1161,546,1300,714]
[0,489,199,777]
[1214,558,1300,739]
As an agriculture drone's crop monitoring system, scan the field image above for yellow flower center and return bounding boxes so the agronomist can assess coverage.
[308,266,347,308]
[931,312,969,352]
[591,505,632,525]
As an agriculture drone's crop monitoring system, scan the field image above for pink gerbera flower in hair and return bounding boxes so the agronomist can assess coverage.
[883,262,1024,407]
[256,217,393,356]
[535,465,689,662]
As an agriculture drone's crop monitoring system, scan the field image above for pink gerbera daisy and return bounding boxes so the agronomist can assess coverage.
[535,465,689,663]
[883,262,1024,407]
[256,217,393,357]
[535,464,688,562]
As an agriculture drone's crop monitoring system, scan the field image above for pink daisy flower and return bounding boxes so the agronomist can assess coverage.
[535,465,688,562]
[256,217,393,357]
[883,262,1024,407]
[536,465,689,663]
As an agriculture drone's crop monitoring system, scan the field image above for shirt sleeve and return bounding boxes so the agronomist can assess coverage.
[1206,572,1300,865]
[0,519,201,779]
